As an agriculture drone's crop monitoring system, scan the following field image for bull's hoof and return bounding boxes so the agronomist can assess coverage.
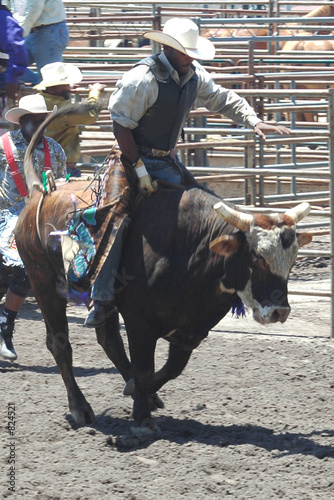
[123,379,165,411]
[149,393,165,411]
[70,402,96,427]
[131,418,161,436]
[123,378,135,396]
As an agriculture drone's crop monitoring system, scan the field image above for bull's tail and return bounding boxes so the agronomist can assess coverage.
[23,101,106,194]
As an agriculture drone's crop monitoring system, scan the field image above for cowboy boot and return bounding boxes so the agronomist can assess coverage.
[84,300,116,328]
[0,318,17,361]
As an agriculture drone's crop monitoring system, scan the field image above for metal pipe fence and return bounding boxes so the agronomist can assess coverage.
[2,0,333,334]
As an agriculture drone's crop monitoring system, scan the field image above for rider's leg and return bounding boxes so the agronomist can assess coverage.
[84,217,131,328]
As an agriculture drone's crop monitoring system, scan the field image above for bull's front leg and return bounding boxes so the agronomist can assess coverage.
[95,310,133,382]
[128,333,159,431]
[149,342,192,394]
[124,341,192,410]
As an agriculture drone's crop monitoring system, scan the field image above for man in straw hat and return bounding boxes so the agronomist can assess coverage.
[109,18,289,189]
[35,62,106,177]
[85,18,289,327]
[0,94,66,360]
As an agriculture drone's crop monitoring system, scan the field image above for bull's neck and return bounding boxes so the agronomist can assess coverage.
[182,187,232,242]
[179,187,235,277]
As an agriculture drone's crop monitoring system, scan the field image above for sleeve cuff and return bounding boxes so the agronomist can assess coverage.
[111,116,138,130]
[247,117,263,129]
[23,26,32,37]
[87,89,101,102]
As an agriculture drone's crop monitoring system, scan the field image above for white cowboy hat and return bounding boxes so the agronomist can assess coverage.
[5,94,51,124]
[143,18,215,60]
[34,62,83,90]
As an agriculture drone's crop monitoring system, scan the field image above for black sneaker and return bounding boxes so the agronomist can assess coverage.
[0,319,17,361]
[84,300,116,328]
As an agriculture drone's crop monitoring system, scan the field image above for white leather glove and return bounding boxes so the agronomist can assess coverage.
[134,158,158,194]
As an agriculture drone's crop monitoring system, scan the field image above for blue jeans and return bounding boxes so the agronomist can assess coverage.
[19,68,40,86]
[22,21,69,82]
[91,217,131,301]
[141,155,183,184]
[140,153,197,186]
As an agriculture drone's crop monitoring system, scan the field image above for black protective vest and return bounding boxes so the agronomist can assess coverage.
[132,54,198,151]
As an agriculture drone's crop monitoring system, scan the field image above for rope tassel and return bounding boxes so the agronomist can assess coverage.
[231,296,246,318]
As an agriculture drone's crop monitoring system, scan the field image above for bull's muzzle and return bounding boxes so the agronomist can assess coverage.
[253,305,291,325]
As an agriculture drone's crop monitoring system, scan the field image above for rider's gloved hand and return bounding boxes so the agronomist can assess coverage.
[133,158,158,194]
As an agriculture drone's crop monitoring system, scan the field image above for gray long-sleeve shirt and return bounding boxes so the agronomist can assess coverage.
[109,51,262,132]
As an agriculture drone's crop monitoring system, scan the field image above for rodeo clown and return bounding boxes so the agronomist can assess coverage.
[85,17,290,327]
[0,94,66,360]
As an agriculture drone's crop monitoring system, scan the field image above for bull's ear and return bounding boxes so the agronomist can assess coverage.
[209,235,240,256]
[297,232,313,248]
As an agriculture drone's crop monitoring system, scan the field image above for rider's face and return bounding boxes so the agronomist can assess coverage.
[19,113,48,142]
[46,84,72,100]
[163,46,194,76]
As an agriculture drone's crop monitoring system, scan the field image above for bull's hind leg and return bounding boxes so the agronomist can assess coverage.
[95,311,133,382]
[31,276,95,426]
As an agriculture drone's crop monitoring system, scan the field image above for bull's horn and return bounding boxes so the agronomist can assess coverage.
[213,201,253,232]
[284,202,311,224]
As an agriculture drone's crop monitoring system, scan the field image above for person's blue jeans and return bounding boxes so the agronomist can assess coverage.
[140,153,197,186]
[91,217,131,302]
[19,68,40,86]
[21,21,69,83]
[141,155,184,184]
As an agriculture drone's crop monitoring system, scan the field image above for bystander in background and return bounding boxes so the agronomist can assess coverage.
[0,0,28,117]
[13,0,69,85]
[35,62,105,177]
[0,94,67,360]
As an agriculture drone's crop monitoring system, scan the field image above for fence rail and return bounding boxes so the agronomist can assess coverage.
[2,0,333,335]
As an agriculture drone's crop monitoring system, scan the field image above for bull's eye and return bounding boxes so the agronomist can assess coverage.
[251,252,267,271]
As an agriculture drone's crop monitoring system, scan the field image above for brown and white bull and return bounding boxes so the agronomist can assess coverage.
[15,113,312,431]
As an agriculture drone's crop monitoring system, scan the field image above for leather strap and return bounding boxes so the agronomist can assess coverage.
[42,137,51,171]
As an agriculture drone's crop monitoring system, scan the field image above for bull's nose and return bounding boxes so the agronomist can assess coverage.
[271,306,291,323]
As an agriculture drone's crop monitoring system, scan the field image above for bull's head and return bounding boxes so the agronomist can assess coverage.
[210,201,312,325]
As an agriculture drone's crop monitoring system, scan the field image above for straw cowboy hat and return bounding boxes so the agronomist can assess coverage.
[5,94,51,124]
[143,18,215,60]
[34,62,83,90]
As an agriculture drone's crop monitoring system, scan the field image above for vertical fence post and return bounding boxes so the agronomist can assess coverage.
[245,140,256,205]
[151,4,161,54]
[89,7,101,48]
[248,41,254,76]
[328,89,334,339]
[290,83,297,196]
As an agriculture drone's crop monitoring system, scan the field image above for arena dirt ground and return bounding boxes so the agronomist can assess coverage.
[1,239,334,500]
